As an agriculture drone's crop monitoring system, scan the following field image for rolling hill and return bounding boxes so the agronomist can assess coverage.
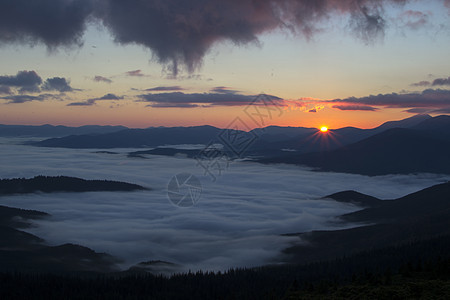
[285,181,450,265]
[0,205,119,273]
[0,175,148,195]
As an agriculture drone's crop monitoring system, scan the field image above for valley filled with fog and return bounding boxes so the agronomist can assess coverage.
[1,137,449,273]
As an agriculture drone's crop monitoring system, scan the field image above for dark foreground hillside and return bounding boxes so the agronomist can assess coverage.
[0,236,449,299]
[0,181,450,298]
[0,176,148,275]
[286,257,450,299]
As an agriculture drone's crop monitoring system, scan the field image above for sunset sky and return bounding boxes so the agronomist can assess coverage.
[1,0,450,129]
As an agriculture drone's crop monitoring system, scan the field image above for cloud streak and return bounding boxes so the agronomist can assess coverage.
[93,76,112,83]
[328,89,450,112]
[67,93,124,106]
[125,70,145,77]
[145,86,185,92]
[138,92,283,108]
[0,93,61,104]
[210,87,239,95]
[1,95,45,104]
[411,76,450,87]
[332,104,378,111]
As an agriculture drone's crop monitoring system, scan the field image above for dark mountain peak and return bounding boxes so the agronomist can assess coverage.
[413,115,450,130]
[334,126,363,131]
[261,123,450,176]
[323,190,382,207]
[375,114,432,131]
[342,181,450,223]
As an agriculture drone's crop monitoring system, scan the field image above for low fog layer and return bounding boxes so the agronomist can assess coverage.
[0,138,448,273]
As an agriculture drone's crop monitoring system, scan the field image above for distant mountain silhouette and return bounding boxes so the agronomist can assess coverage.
[412,115,450,140]
[260,115,450,175]
[0,176,148,195]
[32,114,435,156]
[28,115,450,176]
[33,126,222,148]
[250,114,433,155]
[0,124,127,137]
[373,113,432,132]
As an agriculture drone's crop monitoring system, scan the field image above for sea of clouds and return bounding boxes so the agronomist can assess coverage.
[1,137,449,273]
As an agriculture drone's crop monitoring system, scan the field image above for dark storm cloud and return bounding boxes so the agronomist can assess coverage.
[93,76,112,83]
[0,0,94,48]
[432,77,450,86]
[146,86,185,92]
[0,86,12,94]
[0,71,42,88]
[0,71,76,95]
[0,0,422,74]
[348,5,386,44]
[332,105,378,111]
[138,92,283,108]
[42,77,73,92]
[18,85,41,94]
[98,0,405,74]
[329,89,450,110]
[67,93,123,106]
[411,80,431,87]
[410,76,450,87]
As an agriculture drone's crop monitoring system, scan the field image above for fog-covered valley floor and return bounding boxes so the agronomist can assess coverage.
[1,137,449,273]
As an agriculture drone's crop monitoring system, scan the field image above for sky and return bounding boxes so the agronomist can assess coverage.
[1,0,450,129]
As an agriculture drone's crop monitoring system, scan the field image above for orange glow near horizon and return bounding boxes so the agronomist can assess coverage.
[0,100,427,130]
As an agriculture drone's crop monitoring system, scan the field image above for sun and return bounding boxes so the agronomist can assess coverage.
[320,126,328,133]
